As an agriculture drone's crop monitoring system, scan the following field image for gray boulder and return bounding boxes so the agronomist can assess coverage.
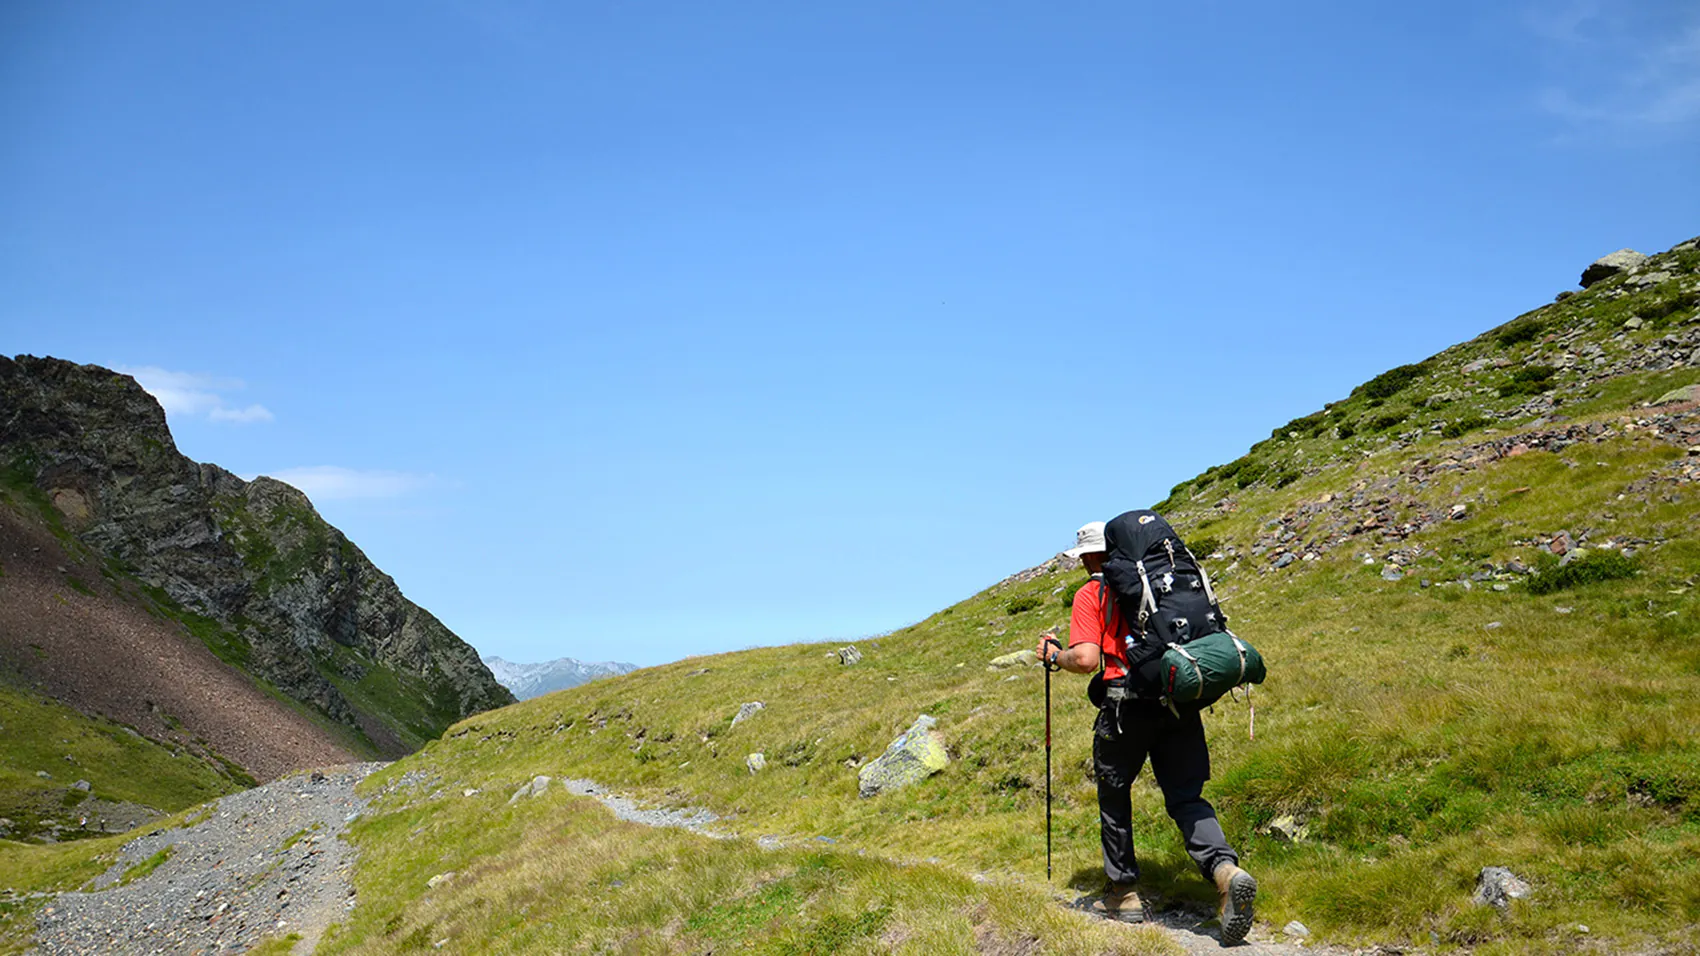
[731,701,765,727]
[857,715,949,798]
[836,646,863,666]
[1580,249,1646,287]
[1472,866,1532,909]
[507,775,551,805]
[745,753,766,774]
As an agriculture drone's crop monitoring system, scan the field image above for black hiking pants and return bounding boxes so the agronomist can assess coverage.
[1093,701,1237,886]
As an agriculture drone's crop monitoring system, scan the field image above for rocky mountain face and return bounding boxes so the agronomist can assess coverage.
[482,655,638,700]
[0,357,513,755]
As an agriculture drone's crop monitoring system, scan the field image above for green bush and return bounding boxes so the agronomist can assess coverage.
[1273,469,1302,488]
[1369,412,1408,432]
[1335,422,1356,439]
[1004,596,1042,616]
[1441,415,1493,439]
[1355,362,1430,401]
[1273,410,1329,440]
[1526,550,1638,595]
[1499,364,1558,398]
[1495,316,1546,347]
[1640,290,1699,324]
[1189,536,1222,557]
[1061,580,1087,607]
[1234,462,1269,489]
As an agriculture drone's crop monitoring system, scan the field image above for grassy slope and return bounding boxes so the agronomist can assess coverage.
[306,246,1698,954]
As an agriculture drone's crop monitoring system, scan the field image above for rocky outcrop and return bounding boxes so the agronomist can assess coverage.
[0,356,513,752]
[1579,248,1647,287]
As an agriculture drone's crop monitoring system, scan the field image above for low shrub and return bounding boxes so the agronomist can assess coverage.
[1641,290,1699,324]
[1188,536,1222,557]
[1526,550,1638,595]
[1273,469,1301,488]
[1273,410,1329,440]
[1496,316,1546,347]
[1335,422,1356,439]
[1369,412,1408,432]
[1441,415,1493,439]
[1355,362,1430,401]
[1004,596,1042,616]
[1061,580,1087,607]
[1499,364,1558,398]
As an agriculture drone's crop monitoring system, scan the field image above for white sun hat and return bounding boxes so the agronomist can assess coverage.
[1064,521,1107,558]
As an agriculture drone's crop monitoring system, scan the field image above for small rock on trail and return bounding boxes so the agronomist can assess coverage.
[32,762,385,956]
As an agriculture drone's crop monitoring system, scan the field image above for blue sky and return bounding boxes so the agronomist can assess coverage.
[3,1,1697,668]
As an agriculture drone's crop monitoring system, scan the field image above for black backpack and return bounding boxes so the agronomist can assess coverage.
[1101,509,1227,678]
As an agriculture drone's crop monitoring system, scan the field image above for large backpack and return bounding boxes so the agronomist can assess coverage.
[1101,510,1264,710]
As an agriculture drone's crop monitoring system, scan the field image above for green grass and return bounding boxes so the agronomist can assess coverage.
[117,846,172,886]
[317,771,1176,956]
[0,682,244,843]
[244,934,303,955]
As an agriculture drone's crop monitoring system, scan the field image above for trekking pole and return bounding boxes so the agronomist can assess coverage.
[1043,636,1062,882]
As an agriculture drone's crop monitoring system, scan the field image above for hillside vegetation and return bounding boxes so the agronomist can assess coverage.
[5,238,1699,955]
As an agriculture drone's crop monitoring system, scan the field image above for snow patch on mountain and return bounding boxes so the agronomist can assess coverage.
[482,655,639,700]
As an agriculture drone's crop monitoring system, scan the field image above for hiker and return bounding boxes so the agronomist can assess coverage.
[1037,519,1257,944]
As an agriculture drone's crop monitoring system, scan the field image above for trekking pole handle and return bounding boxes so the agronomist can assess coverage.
[1042,637,1064,672]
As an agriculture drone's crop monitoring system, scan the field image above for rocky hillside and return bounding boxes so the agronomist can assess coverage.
[261,235,1694,955]
[0,357,513,759]
[482,655,638,700]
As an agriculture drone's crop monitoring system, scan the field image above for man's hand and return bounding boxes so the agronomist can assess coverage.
[1036,629,1064,671]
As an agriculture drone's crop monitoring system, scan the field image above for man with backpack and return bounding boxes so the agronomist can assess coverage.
[1037,514,1257,944]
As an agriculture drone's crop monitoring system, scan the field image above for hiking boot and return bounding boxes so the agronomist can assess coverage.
[1089,882,1148,923]
[1212,862,1257,945]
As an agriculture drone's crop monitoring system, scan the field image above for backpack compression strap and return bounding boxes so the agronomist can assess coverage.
[1178,539,1224,617]
[1133,560,1158,628]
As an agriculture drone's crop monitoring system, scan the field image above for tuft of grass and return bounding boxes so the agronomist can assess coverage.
[243,933,303,955]
[117,846,172,886]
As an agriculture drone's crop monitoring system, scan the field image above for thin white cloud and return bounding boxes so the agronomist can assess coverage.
[119,365,274,426]
[261,466,429,501]
[208,404,275,424]
[1529,6,1700,130]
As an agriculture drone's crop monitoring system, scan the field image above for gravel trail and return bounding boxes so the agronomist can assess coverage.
[31,763,385,956]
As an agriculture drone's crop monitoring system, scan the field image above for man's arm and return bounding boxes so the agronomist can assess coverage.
[1041,632,1101,674]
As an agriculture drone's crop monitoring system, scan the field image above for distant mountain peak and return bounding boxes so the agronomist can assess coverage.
[482,655,638,700]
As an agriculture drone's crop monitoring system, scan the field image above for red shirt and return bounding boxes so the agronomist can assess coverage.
[1069,577,1132,679]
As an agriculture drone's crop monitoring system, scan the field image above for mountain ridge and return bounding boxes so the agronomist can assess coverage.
[0,355,514,762]
[481,655,639,700]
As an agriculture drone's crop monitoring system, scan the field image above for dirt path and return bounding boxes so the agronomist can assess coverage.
[30,763,384,956]
[28,767,1361,955]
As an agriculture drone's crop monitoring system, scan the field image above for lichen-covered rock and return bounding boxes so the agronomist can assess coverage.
[857,715,948,797]
[1653,384,1700,406]
[987,649,1037,669]
[0,355,513,754]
